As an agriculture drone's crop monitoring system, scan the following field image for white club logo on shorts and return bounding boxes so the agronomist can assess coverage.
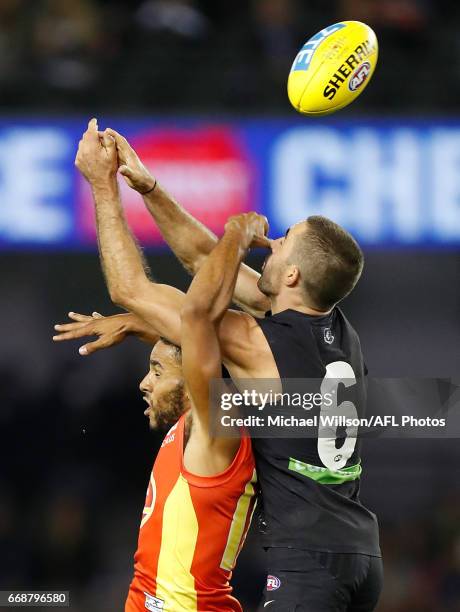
[266,575,281,591]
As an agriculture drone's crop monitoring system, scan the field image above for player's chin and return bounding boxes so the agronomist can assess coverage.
[145,409,158,430]
[257,274,272,297]
[149,411,175,431]
[148,411,162,430]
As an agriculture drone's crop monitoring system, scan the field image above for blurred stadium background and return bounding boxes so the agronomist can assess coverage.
[1,1,459,610]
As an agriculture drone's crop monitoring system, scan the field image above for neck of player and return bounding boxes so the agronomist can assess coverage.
[270,294,331,317]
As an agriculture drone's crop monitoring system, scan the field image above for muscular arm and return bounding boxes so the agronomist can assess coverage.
[75,120,271,377]
[181,222,255,431]
[74,120,183,345]
[142,183,269,317]
[91,178,185,347]
[107,128,270,317]
[93,178,262,373]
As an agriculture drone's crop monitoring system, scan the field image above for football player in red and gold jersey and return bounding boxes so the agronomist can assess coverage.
[55,322,256,611]
[54,162,268,610]
[126,211,267,611]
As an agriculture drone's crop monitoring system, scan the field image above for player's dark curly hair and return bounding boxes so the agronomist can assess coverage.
[289,215,364,311]
[159,337,182,360]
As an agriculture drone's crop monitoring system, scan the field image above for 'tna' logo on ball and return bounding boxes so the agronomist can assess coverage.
[267,575,281,591]
[348,61,371,91]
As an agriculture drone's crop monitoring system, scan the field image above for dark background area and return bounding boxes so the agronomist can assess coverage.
[1,0,460,611]
[1,0,460,115]
[1,251,459,611]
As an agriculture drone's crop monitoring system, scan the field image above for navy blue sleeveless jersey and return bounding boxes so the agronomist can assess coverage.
[253,307,381,556]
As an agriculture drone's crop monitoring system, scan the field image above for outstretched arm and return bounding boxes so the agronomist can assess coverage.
[75,119,185,346]
[74,119,271,378]
[181,213,268,433]
[106,128,270,317]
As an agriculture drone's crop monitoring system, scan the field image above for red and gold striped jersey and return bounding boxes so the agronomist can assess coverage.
[125,414,257,612]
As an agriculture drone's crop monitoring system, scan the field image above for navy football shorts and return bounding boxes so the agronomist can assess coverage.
[258,548,383,612]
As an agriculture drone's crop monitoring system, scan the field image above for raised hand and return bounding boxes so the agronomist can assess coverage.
[224,212,271,249]
[75,118,118,188]
[105,128,156,195]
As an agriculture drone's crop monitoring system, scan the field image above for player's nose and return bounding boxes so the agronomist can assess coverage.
[139,372,151,394]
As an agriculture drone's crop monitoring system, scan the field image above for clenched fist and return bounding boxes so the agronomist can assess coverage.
[225,212,271,250]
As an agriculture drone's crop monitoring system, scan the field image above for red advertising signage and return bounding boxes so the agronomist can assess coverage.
[77,126,258,244]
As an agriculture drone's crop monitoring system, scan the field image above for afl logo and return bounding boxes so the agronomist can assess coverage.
[348,61,371,91]
[267,575,281,591]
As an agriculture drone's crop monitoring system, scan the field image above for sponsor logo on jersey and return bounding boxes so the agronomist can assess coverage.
[348,61,371,91]
[267,575,281,591]
[168,422,179,434]
[144,592,164,611]
[161,421,179,447]
[324,328,334,344]
[160,433,175,448]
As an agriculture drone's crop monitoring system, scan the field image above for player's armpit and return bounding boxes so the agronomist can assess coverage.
[218,309,277,379]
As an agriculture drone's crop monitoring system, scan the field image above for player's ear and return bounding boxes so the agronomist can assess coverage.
[285,265,300,287]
